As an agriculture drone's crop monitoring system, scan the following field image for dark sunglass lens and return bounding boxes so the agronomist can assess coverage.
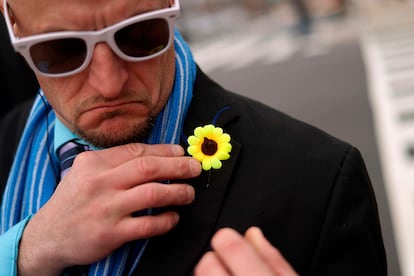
[115,18,170,58]
[30,38,87,74]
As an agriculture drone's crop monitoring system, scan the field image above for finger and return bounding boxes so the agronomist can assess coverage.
[116,211,180,241]
[245,227,298,276]
[110,155,201,189]
[194,252,230,276]
[117,183,195,214]
[211,228,274,276]
[91,143,185,167]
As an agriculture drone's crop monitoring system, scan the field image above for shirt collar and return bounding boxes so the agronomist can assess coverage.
[54,118,96,158]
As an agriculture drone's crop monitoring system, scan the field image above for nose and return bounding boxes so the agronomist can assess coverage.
[87,43,129,98]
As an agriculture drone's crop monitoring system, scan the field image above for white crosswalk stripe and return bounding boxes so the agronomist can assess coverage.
[192,30,298,72]
[190,18,355,73]
[361,14,414,276]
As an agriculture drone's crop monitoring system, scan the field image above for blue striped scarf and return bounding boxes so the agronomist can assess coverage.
[0,30,196,275]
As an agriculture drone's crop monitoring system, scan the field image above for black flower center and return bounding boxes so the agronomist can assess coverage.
[201,138,218,156]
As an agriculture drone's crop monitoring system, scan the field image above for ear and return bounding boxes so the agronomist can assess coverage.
[1,2,17,28]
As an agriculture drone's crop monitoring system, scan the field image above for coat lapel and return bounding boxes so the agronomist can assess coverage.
[134,69,242,275]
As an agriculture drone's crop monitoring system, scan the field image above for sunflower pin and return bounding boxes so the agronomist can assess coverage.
[187,124,232,171]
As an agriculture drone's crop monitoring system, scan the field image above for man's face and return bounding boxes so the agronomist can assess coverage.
[5,0,176,148]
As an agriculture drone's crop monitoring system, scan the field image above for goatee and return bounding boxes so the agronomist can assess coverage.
[74,115,155,148]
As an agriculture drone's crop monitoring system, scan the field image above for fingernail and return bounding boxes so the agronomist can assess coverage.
[173,212,180,224]
[251,226,263,236]
[172,145,184,156]
[189,159,202,175]
[186,185,195,203]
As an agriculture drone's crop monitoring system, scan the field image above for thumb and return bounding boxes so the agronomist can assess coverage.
[244,227,298,276]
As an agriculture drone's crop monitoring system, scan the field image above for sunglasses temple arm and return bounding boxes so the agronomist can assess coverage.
[173,0,180,11]
[3,0,18,45]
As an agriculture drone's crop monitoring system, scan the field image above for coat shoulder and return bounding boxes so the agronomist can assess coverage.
[192,67,351,159]
[0,97,35,195]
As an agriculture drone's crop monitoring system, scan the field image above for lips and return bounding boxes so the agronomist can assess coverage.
[77,99,151,130]
[83,100,146,114]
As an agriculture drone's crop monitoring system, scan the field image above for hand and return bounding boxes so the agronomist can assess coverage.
[195,227,298,276]
[18,143,201,275]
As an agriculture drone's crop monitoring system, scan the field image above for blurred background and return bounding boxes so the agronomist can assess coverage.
[176,0,414,276]
[1,0,413,275]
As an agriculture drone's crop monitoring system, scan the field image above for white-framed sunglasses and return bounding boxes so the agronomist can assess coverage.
[3,0,180,78]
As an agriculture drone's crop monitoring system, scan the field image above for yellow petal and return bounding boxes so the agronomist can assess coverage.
[219,133,231,143]
[187,145,200,155]
[194,126,204,137]
[216,151,230,160]
[188,136,201,147]
[204,124,215,135]
[194,152,206,162]
[218,143,232,153]
[211,158,223,169]
[213,127,223,136]
[202,159,212,170]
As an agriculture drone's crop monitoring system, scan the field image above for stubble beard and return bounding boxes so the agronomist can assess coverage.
[73,111,156,148]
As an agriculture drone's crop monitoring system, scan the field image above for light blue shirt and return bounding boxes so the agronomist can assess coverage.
[0,216,31,276]
[54,117,99,156]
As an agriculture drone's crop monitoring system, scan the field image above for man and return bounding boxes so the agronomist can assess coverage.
[0,0,386,275]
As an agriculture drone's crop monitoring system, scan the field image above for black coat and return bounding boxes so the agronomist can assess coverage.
[0,14,39,118]
[0,67,386,275]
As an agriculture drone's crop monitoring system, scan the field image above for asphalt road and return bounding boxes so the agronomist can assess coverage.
[203,39,401,276]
